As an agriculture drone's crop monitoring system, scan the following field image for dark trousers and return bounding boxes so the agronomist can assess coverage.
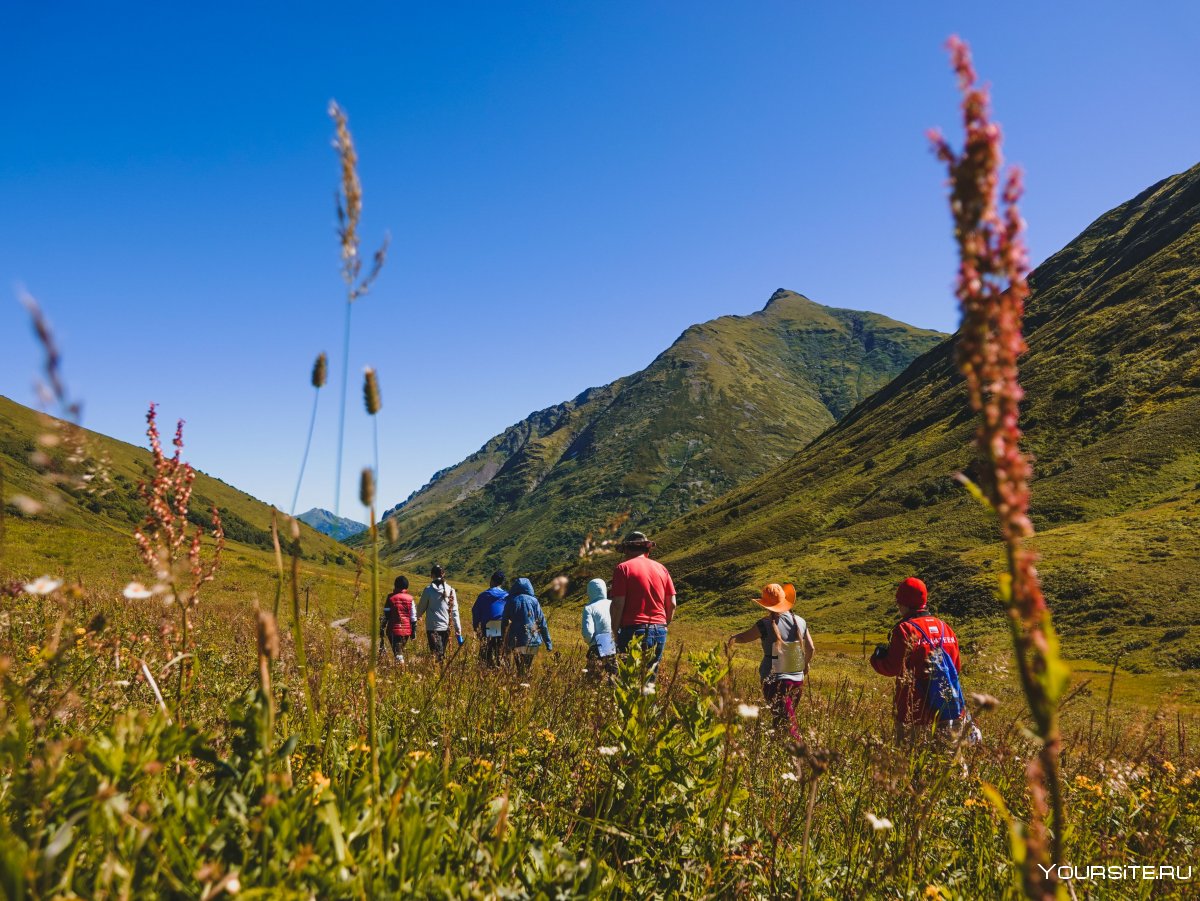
[426,629,449,660]
[479,635,504,668]
[586,645,618,679]
[388,634,410,657]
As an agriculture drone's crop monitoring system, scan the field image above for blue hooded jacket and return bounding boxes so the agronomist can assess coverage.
[472,586,508,633]
[502,578,553,651]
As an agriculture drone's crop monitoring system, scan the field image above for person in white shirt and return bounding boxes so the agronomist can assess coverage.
[416,563,462,661]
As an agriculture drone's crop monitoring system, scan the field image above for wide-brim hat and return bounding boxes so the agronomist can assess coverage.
[754,583,796,613]
[617,530,656,552]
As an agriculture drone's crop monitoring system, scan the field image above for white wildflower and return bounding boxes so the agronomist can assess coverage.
[641,683,656,696]
[122,581,154,600]
[781,772,798,782]
[520,682,531,689]
[865,812,893,831]
[598,746,618,756]
[737,703,760,719]
[225,874,241,894]
[23,576,62,596]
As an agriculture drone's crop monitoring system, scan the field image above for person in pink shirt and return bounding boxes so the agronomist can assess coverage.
[610,531,676,674]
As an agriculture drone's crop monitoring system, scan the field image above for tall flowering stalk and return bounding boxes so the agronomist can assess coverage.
[930,37,1069,898]
[329,101,389,516]
[290,353,327,515]
[361,465,382,844]
[134,404,224,718]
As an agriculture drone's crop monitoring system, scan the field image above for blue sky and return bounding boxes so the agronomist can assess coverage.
[3,1,1198,518]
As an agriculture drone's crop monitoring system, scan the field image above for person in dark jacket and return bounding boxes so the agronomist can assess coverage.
[502,577,553,676]
[870,577,965,743]
[381,575,417,663]
[472,571,509,668]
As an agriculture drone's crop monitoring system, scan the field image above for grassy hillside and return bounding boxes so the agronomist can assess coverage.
[374,291,945,575]
[641,162,1200,674]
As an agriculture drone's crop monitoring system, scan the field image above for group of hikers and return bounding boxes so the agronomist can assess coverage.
[380,530,976,744]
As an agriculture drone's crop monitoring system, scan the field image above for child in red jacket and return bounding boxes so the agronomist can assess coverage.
[871,577,967,744]
[382,575,417,663]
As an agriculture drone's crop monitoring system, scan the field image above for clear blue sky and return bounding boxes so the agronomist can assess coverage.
[3,1,1197,518]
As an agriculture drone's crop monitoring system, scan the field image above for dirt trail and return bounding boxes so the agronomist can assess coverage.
[331,617,372,652]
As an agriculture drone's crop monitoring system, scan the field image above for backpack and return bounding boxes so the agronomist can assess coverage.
[768,613,807,678]
[908,619,965,721]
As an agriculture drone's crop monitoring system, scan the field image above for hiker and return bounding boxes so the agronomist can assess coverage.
[581,577,617,678]
[726,583,814,732]
[502,577,553,675]
[472,570,509,668]
[416,563,463,661]
[381,575,418,663]
[610,531,676,674]
[870,577,972,744]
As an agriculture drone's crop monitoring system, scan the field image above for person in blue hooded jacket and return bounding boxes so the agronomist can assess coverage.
[472,570,509,668]
[502,577,553,675]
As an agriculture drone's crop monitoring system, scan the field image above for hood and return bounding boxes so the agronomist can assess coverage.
[587,578,608,604]
[511,577,536,597]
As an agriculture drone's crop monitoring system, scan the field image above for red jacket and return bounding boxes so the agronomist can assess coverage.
[870,611,961,725]
[383,591,416,638]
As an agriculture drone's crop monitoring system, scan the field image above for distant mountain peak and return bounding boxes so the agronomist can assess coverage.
[297,508,367,542]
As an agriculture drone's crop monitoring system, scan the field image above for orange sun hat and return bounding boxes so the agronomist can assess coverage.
[753,583,796,613]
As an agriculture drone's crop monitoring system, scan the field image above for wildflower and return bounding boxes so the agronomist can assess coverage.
[519,682,531,689]
[309,770,331,802]
[924,887,941,899]
[74,626,86,636]
[1160,760,1176,776]
[27,645,40,658]
[407,750,430,762]
[410,707,420,714]
[598,746,618,756]
[781,772,798,782]
[446,780,461,790]
[122,581,153,600]
[538,729,557,744]
[225,874,241,894]
[473,757,494,770]
[865,812,893,831]
[23,576,62,595]
[737,703,760,719]
[641,683,656,696]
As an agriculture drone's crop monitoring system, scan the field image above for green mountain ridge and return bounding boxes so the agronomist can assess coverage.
[647,162,1200,673]
[0,395,356,571]
[374,292,947,575]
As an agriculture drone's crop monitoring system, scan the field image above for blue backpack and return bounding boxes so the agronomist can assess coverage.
[909,619,966,721]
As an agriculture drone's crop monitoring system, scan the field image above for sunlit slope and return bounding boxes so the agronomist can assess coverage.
[373,291,946,575]
[1,394,356,570]
[654,162,1200,671]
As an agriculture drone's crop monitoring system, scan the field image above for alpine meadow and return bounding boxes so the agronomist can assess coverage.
[2,9,1199,901]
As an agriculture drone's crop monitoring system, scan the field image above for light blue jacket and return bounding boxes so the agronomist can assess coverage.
[581,578,613,649]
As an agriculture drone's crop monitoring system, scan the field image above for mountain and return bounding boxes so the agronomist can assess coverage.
[297,508,367,542]
[373,292,946,575]
[649,162,1200,671]
[0,394,357,573]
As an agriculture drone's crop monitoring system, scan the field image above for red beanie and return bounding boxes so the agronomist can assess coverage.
[896,577,928,610]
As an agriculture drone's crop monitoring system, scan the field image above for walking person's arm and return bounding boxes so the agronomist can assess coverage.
[870,624,907,677]
[538,606,553,653]
[725,623,759,649]
[803,628,815,674]
[582,606,595,646]
[666,594,677,624]
[450,588,463,642]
